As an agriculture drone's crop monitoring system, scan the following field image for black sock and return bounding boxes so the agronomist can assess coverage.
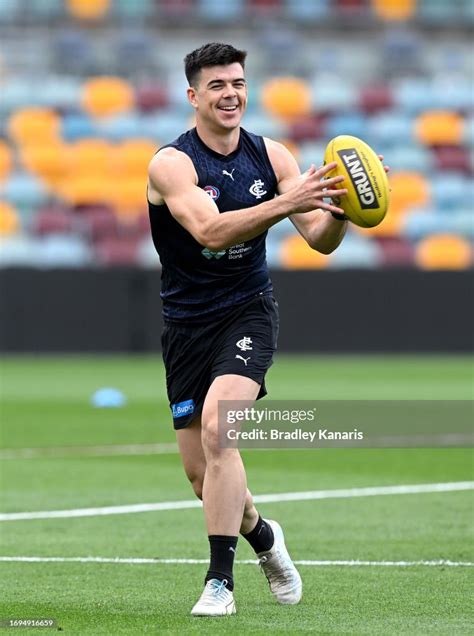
[242,515,274,554]
[205,535,238,591]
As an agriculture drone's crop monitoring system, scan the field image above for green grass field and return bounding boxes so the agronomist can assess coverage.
[0,355,473,634]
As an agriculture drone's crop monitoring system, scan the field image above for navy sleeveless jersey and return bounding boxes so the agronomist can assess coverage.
[148,127,278,323]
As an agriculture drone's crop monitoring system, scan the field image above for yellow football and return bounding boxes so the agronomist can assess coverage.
[324,135,390,228]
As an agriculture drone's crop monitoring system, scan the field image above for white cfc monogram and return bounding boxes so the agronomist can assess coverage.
[249,179,267,199]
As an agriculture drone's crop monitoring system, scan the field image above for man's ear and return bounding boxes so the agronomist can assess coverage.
[187,86,198,109]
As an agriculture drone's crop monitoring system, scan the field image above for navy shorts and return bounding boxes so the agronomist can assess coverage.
[161,294,279,429]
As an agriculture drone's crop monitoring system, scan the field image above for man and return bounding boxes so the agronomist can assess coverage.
[147,42,349,617]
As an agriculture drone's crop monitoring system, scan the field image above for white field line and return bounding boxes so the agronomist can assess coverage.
[0,556,472,567]
[1,481,473,522]
[3,434,472,460]
[0,443,179,460]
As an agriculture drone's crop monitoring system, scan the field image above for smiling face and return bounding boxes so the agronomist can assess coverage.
[187,63,248,133]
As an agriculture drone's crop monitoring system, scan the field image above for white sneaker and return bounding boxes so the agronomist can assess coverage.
[191,579,236,616]
[258,519,302,604]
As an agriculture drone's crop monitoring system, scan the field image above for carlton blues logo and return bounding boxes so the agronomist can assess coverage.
[337,149,378,209]
[204,185,220,200]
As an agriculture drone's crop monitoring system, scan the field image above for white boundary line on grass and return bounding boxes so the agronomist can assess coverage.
[0,556,472,567]
[1,481,473,522]
[0,443,179,460]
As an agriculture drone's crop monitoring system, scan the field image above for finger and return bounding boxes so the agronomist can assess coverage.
[319,202,346,214]
[321,175,345,187]
[316,162,338,177]
[378,154,384,162]
[384,165,390,173]
[324,188,348,197]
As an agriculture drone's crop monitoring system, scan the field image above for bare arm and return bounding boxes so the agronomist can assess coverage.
[264,138,348,255]
[147,147,347,252]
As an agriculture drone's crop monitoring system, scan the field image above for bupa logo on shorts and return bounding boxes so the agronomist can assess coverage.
[171,399,195,419]
[204,185,220,200]
[337,149,378,209]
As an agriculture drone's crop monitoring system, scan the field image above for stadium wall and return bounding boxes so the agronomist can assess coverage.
[0,269,472,353]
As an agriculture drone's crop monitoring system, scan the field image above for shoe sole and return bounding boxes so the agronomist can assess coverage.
[191,601,236,617]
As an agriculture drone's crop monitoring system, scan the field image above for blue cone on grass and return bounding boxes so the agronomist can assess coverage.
[91,388,127,408]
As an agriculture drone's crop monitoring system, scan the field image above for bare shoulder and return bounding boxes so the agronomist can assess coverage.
[263,137,300,182]
[147,147,197,204]
[148,147,196,182]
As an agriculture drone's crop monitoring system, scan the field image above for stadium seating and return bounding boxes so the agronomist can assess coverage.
[0,202,19,236]
[35,234,92,267]
[31,205,75,237]
[0,141,12,182]
[280,235,329,269]
[8,108,61,145]
[261,77,312,120]
[0,2,471,270]
[372,0,416,21]
[113,0,154,19]
[285,0,330,21]
[328,233,383,268]
[415,235,472,270]
[415,111,464,146]
[66,0,110,21]
[82,77,134,118]
[95,236,140,266]
[3,173,48,216]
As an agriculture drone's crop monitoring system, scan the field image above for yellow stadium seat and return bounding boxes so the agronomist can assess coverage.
[372,0,416,20]
[261,77,312,121]
[0,140,13,182]
[387,172,431,212]
[109,177,146,212]
[0,202,19,236]
[352,206,404,237]
[415,111,464,146]
[280,234,329,269]
[82,77,134,118]
[20,143,69,187]
[415,235,472,270]
[69,139,112,176]
[8,108,61,145]
[66,0,110,20]
[60,176,113,207]
[111,140,156,177]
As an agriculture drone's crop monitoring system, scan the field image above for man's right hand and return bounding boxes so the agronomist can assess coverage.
[285,162,348,216]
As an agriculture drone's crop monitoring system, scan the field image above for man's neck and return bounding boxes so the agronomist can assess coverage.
[195,123,240,156]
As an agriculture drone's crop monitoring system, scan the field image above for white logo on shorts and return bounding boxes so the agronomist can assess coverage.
[235,355,251,366]
[236,337,253,351]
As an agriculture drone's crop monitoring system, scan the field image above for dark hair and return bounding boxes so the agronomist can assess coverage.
[184,42,247,87]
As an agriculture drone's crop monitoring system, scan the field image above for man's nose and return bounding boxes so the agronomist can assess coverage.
[222,83,237,98]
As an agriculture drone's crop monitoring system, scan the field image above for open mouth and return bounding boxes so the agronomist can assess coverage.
[218,105,238,112]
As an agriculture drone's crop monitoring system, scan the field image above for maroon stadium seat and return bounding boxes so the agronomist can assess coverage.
[375,236,416,267]
[135,83,169,113]
[95,236,140,266]
[358,84,394,114]
[287,115,326,143]
[432,146,471,174]
[77,205,118,243]
[32,205,75,236]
